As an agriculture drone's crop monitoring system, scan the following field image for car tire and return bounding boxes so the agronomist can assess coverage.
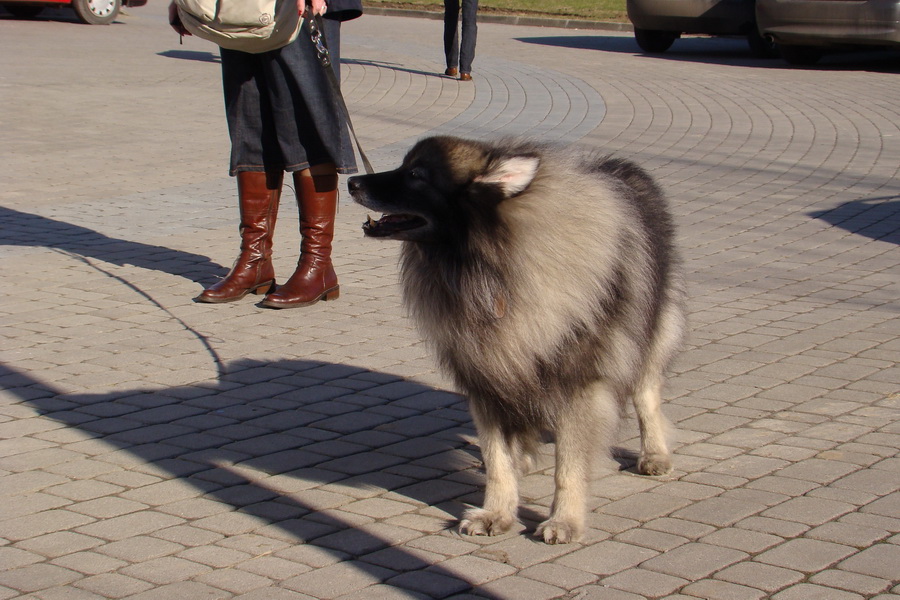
[3,3,44,18]
[747,28,779,59]
[634,28,678,53]
[778,44,824,65]
[72,0,120,24]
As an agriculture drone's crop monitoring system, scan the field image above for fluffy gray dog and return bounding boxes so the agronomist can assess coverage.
[348,136,686,544]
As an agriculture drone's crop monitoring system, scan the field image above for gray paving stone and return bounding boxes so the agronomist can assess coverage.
[670,497,765,528]
[601,568,688,597]
[121,581,232,600]
[0,563,81,593]
[641,542,747,580]
[568,585,647,599]
[715,561,805,593]
[519,563,598,590]
[770,583,865,600]
[762,497,858,527]
[2,510,96,542]
[335,583,431,599]
[836,543,900,580]
[385,571,472,598]
[809,570,893,597]
[51,551,128,576]
[0,546,44,569]
[681,579,768,600]
[15,531,104,559]
[232,589,316,600]
[73,572,156,598]
[476,574,567,600]
[556,541,659,576]
[283,560,397,598]
[755,538,857,573]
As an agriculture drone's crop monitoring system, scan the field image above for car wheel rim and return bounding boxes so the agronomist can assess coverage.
[88,0,115,17]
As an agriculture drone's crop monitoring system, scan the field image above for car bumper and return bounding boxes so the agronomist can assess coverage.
[627,0,757,33]
[757,0,900,45]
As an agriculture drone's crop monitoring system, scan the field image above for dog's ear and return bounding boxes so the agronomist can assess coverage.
[475,154,540,198]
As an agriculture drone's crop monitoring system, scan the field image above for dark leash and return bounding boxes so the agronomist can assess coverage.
[308,12,375,175]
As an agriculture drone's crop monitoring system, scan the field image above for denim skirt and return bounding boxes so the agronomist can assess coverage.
[220,18,357,176]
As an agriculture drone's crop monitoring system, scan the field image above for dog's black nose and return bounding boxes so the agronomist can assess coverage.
[347,177,360,193]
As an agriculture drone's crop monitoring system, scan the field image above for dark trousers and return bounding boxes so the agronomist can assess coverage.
[443,0,478,73]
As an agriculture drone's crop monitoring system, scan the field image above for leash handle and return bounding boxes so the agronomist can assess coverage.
[308,13,374,175]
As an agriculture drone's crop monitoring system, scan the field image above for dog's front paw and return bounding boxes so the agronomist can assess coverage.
[536,518,583,544]
[637,453,673,476]
[459,508,515,537]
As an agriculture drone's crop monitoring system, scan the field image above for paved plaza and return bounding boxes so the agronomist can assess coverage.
[1,2,899,598]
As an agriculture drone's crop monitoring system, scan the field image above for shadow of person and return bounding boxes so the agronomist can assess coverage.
[343,58,449,79]
[808,195,900,244]
[158,49,222,63]
[1,358,515,598]
[0,205,227,284]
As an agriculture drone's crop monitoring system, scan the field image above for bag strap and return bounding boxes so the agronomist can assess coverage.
[307,13,374,175]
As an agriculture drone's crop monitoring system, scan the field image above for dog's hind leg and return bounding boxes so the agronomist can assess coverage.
[633,374,673,476]
[460,404,520,537]
[537,385,616,544]
[633,291,682,475]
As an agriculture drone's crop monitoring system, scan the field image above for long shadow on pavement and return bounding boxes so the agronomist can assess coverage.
[1,358,516,598]
[0,205,226,285]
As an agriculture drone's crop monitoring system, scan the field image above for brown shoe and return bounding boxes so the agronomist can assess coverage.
[459,73,472,82]
[445,67,458,77]
[194,171,282,303]
[260,172,340,309]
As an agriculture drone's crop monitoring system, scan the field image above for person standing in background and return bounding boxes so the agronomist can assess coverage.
[443,0,477,81]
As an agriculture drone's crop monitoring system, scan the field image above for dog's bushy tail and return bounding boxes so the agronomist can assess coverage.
[589,156,664,202]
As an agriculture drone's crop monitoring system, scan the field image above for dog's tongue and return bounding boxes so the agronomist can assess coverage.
[363,214,395,237]
[362,213,425,237]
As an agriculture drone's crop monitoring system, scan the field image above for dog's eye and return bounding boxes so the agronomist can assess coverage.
[408,168,426,181]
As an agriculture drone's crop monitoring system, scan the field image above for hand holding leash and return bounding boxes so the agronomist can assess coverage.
[167,0,191,36]
[297,0,327,16]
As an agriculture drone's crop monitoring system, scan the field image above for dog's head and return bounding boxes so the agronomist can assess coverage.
[347,136,541,243]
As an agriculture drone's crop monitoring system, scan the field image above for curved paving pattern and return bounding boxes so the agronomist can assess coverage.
[1,5,899,600]
[341,46,606,165]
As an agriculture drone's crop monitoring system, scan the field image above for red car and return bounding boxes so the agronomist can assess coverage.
[2,0,146,24]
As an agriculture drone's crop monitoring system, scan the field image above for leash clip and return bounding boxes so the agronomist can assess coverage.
[307,13,331,68]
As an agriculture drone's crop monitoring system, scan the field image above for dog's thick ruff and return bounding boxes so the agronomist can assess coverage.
[348,136,686,544]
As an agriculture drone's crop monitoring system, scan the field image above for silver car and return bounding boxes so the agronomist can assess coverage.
[757,0,900,64]
[626,0,778,57]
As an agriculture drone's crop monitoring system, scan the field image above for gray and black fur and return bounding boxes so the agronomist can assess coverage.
[348,136,686,544]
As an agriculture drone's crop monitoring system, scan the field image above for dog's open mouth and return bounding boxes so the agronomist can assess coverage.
[363,214,428,237]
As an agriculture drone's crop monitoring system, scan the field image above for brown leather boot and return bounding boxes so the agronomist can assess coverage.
[194,171,283,303]
[260,173,340,309]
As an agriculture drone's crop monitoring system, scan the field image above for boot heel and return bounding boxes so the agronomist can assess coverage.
[323,286,340,301]
[253,281,275,295]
